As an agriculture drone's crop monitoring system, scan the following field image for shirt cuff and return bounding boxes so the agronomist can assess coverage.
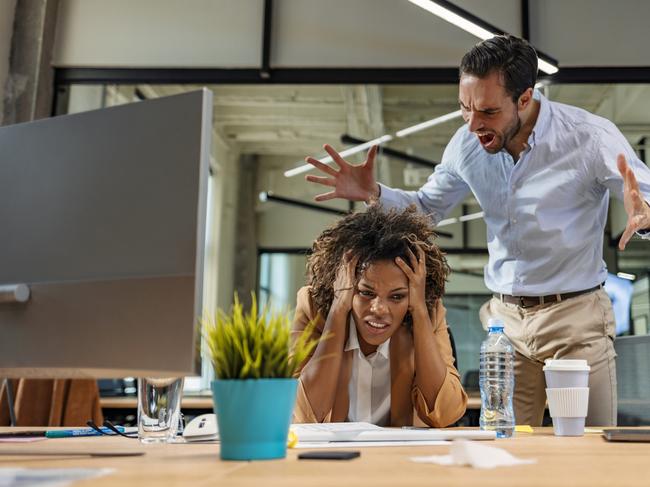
[376,183,403,208]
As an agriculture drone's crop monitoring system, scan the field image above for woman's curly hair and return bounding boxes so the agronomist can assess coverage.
[307,205,450,327]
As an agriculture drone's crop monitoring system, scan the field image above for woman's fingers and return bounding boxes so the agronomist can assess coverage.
[406,246,426,275]
[395,257,413,278]
[399,246,426,285]
[416,245,426,271]
[346,254,359,276]
[336,251,358,286]
[406,247,418,269]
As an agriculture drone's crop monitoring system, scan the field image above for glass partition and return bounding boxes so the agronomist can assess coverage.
[54,81,650,395]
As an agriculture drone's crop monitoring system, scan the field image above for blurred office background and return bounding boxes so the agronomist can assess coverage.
[2,0,650,424]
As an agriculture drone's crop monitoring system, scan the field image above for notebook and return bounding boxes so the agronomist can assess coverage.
[291,422,496,443]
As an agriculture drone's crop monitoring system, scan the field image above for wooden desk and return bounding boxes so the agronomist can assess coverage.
[1,428,648,486]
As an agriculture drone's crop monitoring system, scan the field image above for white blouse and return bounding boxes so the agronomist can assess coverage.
[345,319,391,426]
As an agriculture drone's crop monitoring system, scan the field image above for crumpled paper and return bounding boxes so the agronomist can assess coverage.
[0,467,113,487]
[410,439,536,469]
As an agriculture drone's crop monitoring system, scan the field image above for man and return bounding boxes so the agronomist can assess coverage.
[303,35,650,427]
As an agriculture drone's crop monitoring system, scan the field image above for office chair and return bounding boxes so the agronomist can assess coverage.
[615,335,650,426]
[447,327,458,371]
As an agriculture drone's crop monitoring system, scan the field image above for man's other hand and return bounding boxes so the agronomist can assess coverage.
[617,153,650,250]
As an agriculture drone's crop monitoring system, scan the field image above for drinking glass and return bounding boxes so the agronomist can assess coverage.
[137,377,184,443]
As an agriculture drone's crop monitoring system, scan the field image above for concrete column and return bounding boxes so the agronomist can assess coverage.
[3,0,59,125]
[233,154,258,310]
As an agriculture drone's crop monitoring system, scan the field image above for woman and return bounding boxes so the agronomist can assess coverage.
[292,205,467,427]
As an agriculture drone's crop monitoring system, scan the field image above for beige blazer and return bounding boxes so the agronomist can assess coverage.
[291,286,467,427]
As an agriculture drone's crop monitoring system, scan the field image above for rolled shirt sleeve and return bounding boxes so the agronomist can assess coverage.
[379,128,472,225]
[589,119,650,239]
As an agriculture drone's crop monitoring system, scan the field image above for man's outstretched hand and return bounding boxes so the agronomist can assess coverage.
[305,144,379,202]
[617,153,650,250]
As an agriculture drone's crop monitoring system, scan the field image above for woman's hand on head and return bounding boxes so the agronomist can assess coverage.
[395,245,428,315]
[331,251,358,313]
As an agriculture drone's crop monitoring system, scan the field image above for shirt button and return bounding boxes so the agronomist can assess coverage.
[512,218,517,224]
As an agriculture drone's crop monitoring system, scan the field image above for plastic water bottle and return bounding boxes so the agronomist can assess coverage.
[479,318,515,438]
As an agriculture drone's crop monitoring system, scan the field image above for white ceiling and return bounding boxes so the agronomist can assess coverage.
[122,83,650,162]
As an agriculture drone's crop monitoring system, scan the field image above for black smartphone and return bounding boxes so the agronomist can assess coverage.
[602,429,650,442]
[297,450,361,460]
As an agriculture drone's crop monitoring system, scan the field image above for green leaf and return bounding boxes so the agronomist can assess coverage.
[200,292,321,379]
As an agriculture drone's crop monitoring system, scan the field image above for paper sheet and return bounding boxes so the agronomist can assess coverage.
[295,440,449,448]
[290,422,495,442]
[0,468,113,487]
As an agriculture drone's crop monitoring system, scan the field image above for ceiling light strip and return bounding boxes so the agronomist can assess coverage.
[284,135,393,177]
[406,0,559,75]
[407,0,494,40]
[396,110,463,138]
[436,211,484,227]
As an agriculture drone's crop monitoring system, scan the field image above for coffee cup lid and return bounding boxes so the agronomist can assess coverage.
[543,359,590,372]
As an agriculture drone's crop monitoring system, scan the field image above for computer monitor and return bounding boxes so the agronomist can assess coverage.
[604,272,634,336]
[0,89,213,378]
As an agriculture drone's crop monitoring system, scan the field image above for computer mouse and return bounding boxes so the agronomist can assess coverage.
[182,413,219,442]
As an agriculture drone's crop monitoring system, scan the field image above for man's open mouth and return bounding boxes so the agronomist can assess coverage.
[477,132,496,147]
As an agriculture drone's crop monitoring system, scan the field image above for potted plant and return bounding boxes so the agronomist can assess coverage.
[202,294,318,460]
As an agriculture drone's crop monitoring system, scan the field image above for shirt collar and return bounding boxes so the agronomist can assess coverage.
[529,89,551,147]
[345,317,390,359]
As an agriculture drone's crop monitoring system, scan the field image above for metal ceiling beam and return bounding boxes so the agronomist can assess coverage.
[341,134,438,169]
[259,191,454,239]
[260,191,349,216]
[55,67,460,85]
[521,0,530,41]
[56,67,650,86]
[546,67,650,84]
[260,0,273,79]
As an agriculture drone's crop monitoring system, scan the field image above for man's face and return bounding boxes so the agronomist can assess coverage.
[458,71,521,154]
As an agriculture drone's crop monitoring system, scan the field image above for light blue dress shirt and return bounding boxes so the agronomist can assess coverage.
[379,93,650,296]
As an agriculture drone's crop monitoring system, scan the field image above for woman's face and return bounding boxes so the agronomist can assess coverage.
[351,259,410,355]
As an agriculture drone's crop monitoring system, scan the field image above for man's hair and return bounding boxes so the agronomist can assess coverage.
[459,35,538,102]
[307,205,449,327]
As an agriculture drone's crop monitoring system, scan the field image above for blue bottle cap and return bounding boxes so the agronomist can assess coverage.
[487,317,505,332]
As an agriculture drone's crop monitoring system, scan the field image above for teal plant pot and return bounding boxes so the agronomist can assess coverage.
[211,378,298,461]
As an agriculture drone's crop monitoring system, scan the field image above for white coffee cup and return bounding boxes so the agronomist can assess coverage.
[543,359,590,436]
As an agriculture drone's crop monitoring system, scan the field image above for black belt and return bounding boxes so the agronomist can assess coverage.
[494,283,604,309]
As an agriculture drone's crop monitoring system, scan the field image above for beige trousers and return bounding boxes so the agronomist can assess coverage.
[479,289,617,427]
